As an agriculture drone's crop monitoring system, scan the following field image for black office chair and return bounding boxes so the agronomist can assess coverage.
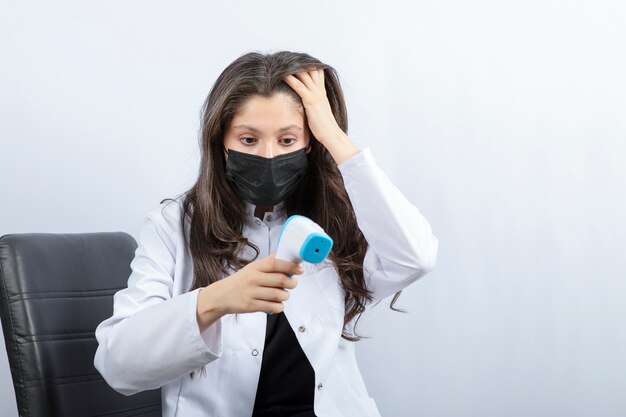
[0,232,162,416]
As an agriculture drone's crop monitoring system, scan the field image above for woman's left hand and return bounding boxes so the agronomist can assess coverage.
[283,68,361,165]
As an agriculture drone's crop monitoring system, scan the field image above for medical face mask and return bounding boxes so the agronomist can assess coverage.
[224,147,309,206]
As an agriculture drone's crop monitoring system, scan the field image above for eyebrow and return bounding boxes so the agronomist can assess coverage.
[232,124,303,133]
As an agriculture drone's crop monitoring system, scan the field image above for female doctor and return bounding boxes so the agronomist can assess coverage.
[94,51,439,417]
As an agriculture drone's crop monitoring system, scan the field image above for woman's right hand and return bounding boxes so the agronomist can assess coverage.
[200,253,303,318]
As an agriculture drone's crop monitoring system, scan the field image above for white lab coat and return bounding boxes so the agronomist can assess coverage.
[94,147,439,417]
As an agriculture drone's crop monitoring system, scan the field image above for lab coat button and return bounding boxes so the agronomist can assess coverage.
[298,325,306,333]
[251,348,259,356]
[317,382,323,390]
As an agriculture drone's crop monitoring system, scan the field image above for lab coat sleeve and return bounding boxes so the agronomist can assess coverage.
[337,147,439,305]
[93,210,223,396]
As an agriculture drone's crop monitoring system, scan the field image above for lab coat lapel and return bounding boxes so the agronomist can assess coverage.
[283,261,344,382]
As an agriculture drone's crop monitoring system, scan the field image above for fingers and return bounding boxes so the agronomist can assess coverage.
[274,272,298,289]
[309,68,319,83]
[258,300,285,314]
[283,67,324,93]
[252,286,290,303]
[295,70,316,90]
[254,271,297,290]
[297,67,324,90]
[258,253,303,276]
[310,67,323,84]
[249,277,292,314]
[283,74,307,95]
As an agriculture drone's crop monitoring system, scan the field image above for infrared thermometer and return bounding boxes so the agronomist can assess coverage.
[267,215,334,315]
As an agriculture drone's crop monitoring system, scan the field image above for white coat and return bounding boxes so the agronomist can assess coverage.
[94,147,439,417]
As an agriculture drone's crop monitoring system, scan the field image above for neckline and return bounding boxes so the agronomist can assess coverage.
[244,200,287,221]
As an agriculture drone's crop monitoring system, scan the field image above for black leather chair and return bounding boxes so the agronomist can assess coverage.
[0,232,162,416]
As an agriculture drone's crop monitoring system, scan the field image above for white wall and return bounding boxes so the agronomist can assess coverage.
[1,1,625,416]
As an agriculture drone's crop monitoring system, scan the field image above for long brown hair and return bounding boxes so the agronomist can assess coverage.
[160,51,406,379]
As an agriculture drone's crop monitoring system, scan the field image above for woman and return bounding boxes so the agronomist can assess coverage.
[94,50,439,417]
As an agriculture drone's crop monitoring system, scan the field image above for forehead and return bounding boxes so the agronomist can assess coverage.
[231,94,303,127]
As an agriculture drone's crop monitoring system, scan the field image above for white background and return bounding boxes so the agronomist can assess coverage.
[1,1,625,416]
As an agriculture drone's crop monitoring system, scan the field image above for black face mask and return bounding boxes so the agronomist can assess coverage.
[224,147,309,206]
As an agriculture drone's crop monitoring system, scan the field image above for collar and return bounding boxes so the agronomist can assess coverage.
[244,200,287,221]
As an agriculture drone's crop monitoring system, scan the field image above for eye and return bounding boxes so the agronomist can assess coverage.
[240,137,256,145]
[281,138,297,145]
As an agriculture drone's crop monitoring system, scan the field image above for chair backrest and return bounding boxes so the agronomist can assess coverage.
[0,232,162,417]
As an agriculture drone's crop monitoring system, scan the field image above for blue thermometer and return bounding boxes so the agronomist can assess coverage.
[268,215,334,315]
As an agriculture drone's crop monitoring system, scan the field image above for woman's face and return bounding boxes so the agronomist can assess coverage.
[223,93,310,159]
